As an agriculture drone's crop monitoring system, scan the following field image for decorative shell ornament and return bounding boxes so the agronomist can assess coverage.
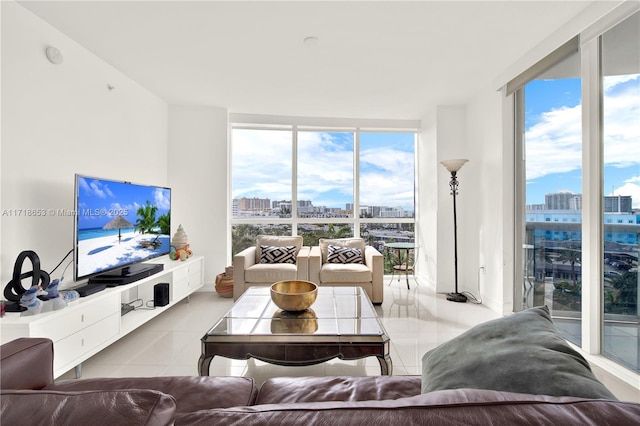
[171,224,188,249]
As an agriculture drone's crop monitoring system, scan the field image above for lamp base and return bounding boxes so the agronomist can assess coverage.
[446,292,467,303]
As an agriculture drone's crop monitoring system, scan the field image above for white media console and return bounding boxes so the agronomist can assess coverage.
[0,255,203,378]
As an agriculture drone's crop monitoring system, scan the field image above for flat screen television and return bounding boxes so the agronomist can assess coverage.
[73,174,171,283]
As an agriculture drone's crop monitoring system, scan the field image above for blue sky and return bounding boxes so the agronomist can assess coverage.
[232,74,638,211]
[525,74,640,207]
[76,176,171,229]
[232,129,415,210]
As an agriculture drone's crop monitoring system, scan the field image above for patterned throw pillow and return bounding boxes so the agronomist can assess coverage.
[259,245,297,264]
[327,245,363,264]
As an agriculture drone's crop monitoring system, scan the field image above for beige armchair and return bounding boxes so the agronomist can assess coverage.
[233,235,310,300]
[309,238,383,304]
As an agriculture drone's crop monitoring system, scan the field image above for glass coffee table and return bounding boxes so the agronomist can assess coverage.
[198,286,392,375]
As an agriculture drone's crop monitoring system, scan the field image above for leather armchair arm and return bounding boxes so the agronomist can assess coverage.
[0,338,54,390]
[1,389,176,425]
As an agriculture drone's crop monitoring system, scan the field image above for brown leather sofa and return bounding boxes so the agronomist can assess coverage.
[2,337,639,425]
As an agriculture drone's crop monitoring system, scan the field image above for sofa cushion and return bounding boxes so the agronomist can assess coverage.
[421,305,617,400]
[260,245,297,264]
[255,235,303,263]
[46,376,258,412]
[176,389,640,426]
[327,245,363,264]
[245,263,298,283]
[319,238,365,263]
[256,376,422,404]
[0,389,176,426]
[320,263,372,283]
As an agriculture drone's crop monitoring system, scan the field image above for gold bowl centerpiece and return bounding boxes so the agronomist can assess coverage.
[270,280,318,312]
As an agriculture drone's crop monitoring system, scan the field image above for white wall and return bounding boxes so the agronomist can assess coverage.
[465,84,510,313]
[0,2,4,281]
[168,105,229,287]
[1,2,168,287]
[434,106,470,296]
[415,110,438,289]
[420,105,487,299]
[417,99,507,313]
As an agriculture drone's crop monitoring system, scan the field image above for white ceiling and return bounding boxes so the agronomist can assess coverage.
[18,1,593,120]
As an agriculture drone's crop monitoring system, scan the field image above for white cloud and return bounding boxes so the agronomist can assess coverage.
[526,74,639,181]
[603,74,638,91]
[525,104,582,180]
[231,129,415,208]
[154,188,171,210]
[612,182,640,209]
[84,179,115,199]
[360,147,414,206]
[611,176,640,209]
[232,129,293,200]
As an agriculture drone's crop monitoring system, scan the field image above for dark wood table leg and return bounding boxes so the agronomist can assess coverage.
[198,353,213,376]
[377,354,393,375]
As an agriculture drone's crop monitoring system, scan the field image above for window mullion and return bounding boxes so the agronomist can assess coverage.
[580,34,603,356]
[292,125,298,234]
[354,129,360,237]
[513,89,526,312]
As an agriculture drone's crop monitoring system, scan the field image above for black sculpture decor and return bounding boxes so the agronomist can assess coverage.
[3,250,50,312]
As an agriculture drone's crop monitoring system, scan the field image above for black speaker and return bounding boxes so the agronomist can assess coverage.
[153,283,170,307]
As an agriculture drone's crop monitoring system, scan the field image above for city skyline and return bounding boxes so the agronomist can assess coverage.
[526,192,635,214]
[232,196,414,218]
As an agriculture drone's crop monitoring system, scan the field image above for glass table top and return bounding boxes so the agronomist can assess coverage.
[205,286,386,338]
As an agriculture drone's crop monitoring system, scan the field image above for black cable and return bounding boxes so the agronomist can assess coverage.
[461,266,484,304]
[60,259,73,282]
[50,248,73,275]
[462,291,482,304]
[125,298,156,311]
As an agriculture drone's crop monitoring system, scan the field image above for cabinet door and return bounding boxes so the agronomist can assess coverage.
[31,293,119,342]
[53,313,120,376]
[172,259,203,301]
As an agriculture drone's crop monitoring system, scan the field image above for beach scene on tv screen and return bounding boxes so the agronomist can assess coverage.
[76,176,171,278]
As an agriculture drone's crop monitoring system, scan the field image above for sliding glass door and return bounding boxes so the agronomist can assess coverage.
[518,50,583,346]
[601,12,639,373]
[515,10,639,373]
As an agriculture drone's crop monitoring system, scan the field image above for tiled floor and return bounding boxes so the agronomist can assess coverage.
[58,280,500,384]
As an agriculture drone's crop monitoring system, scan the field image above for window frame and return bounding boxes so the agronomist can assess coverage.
[229,115,419,254]
[511,3,640,383]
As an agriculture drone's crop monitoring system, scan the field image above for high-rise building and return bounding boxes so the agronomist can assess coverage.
[545,192,581,210]
[542,192,633,213]
[237,197,270,211]
[604,195,633,213]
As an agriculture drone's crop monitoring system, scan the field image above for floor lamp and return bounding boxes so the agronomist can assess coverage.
[440,159,468,303]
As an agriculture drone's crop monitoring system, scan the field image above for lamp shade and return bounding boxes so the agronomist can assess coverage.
[440,159,468,173]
